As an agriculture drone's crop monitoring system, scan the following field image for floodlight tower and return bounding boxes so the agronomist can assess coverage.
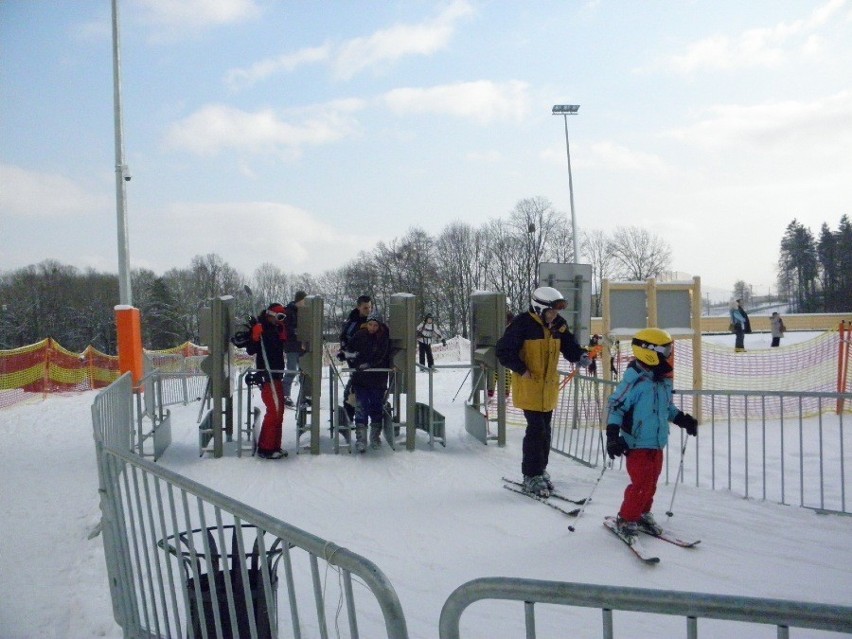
[552,104,580,263]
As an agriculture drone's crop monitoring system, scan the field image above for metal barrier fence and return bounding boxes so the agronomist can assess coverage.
[92,375,409,639]
[438,577,852,639]
[551,374,852,515]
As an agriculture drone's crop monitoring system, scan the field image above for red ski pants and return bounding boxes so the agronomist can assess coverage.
[618,449,664,522]
[257,380,285,453]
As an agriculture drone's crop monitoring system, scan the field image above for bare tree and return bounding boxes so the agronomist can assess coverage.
[582,229,618,315]
[609,226,672,281]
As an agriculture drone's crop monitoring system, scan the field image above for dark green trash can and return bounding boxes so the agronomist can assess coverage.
[160,524,283,638]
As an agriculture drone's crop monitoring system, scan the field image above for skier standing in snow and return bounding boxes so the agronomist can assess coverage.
[338,295,373,421]
[605,327,698,540]
[246,303,289,459]
[282,290,307,407]
[729,298,751,352]
[770,311,786,347]
[344,311,392,452]
[415,313,445,369]
[496,287,589,497]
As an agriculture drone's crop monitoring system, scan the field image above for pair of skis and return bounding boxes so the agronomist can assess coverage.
[501,477,588,517]
[603,516,700,564]
[502,477,699,564]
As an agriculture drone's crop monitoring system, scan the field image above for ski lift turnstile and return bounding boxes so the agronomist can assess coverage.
[466,291,507,446]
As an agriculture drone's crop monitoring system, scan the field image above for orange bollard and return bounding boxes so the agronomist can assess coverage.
[115,305,144,389]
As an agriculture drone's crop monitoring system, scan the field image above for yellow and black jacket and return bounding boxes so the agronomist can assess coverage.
[496,310,585,412]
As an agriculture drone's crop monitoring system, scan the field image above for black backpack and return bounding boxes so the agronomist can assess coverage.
[230,315,258,349]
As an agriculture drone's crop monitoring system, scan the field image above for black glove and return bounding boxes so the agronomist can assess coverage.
[673,411,698,436]
[606,424,626,459]
[336,351,346,362]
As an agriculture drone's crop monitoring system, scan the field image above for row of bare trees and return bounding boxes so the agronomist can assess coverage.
[0,197,673,352]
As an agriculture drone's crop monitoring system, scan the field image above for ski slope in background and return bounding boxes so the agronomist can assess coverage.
[1,332,850,638]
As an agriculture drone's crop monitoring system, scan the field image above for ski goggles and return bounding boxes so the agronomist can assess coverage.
[632,338,673,359]
[548,299,568,311]
[268,311,286,321]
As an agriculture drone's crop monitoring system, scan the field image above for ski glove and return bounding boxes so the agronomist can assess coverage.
[251,323,263,342]
[578,352,592,369]
[673,411,698,436]
[336,351,346,362]
[606,424,626,459]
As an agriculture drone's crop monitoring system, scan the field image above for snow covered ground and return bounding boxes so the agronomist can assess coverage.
[1,331,850,638]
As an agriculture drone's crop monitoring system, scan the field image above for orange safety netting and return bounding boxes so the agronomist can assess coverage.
[0,340,208,410]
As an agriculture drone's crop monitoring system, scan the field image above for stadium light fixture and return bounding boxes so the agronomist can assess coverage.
[552,104,580,263]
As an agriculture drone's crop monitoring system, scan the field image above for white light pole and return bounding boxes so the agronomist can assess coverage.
[112,0,132,305]
[552,104,580,263]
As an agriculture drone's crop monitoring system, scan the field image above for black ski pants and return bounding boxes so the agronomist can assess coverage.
[521,409,553,478]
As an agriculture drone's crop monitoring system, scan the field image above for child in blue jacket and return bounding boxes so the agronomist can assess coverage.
[606,328,698,540]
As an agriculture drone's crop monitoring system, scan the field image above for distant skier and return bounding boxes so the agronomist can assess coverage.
[729,298,751,353]
[605,328,698,541]
[496,287,590,497]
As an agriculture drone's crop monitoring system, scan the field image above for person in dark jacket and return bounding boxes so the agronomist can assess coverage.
[729,298,751,353]
[282,291,307,406]
[496,287,589,496]
[337,295,373,421]
[246,303,289,459]
[344,311,391,452]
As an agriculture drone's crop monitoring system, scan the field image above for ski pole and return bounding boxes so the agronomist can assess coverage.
[568,461,608,532]
[665,435,689,518]
[568,426,614,532]
[452,368,472,402]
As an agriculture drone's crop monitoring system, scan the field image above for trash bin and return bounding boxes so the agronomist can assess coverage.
[159,524,283,639]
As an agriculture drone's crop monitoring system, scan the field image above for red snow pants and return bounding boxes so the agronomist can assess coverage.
[257,379,285,453]
[618,448,664,522]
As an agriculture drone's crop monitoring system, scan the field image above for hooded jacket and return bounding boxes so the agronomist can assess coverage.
[495,310,585,412]
[606,360,681,450]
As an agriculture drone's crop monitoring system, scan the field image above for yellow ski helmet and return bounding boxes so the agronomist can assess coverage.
[631,328,673,367]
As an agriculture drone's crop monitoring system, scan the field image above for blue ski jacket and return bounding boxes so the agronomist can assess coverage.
[606,361,681,450]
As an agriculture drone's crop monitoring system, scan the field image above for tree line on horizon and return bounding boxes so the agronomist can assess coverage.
[1,198,847,353]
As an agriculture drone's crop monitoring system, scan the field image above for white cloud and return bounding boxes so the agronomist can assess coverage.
[381,80,530,125]
[668,0,847,72]
[667,90,852,151]
[0,164,110,218]
[224,0,474,88]
[163,100,366,156]
[333,0,474,80]
[154,201,367,272]
[224,46,331,91]
[136,0,260,30]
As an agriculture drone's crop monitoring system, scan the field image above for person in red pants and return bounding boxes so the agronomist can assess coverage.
[605,328,698,540]
[247,303,289,459]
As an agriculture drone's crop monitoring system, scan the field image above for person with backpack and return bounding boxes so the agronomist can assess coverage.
[415,313,445,369]
[770,312,786,347]
[246,303,289,459]
[344,311,392,452]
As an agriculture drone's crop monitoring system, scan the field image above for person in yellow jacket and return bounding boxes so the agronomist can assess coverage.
[496,287,590,496]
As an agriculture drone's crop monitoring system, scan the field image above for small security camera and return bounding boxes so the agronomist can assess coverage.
[124,175,131,182]
[120,165,131,181]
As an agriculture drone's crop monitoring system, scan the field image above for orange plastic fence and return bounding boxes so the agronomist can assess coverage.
[0,340,208,410]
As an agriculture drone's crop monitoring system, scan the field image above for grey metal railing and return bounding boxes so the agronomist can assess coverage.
[92,376,409,639]
[439,577,852,639]
[551,374,852,515]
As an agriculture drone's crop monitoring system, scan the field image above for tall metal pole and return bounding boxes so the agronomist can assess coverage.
[112,0,132,305]
[552,104,580,263]
[562,114,579,263]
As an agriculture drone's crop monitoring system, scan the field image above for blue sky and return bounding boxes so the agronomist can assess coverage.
[2,0,851,297]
